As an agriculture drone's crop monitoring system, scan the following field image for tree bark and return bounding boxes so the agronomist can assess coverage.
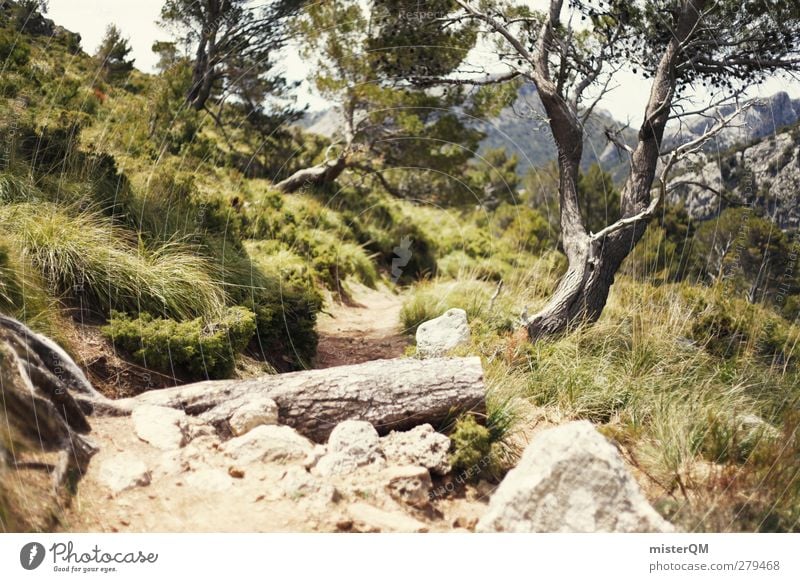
[274,155,348,193]
[120,356,485,442]
[0,324,99,488]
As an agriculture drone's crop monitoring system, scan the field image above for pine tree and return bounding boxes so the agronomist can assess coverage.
[94,24,134,84]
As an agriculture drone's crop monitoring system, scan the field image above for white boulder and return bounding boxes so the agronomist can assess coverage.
[222,425,314,464]
[380,424,451,475]
[415,308,470,358]
[476,421,674,532]
[228,397,279,436]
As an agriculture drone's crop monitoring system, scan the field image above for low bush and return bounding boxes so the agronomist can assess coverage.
[449,414,492,477]
[225,246,322,371]
[0,203,226,320]
[103,306,256,380]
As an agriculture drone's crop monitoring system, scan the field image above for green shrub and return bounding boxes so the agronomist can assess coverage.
[400,279,507,334]
[0,203,226,320]
[103,307,256,380]
[682,286,799,364]
[449,414,492,476]
[225,246,322,371]
[0,28,30,68]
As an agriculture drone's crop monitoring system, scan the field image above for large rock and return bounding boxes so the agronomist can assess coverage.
[313,420,384,477]
[328,420,381,459]
[131,405,189,450]
[98,455,151,494]
[228,397,279,436]
[380,424,451,475]
[222,425,313,464]
[476,421,674,532]
[279,466,339,506]
[415,308,470,358]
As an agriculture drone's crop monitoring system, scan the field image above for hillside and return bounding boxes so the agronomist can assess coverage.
[670,119,800,228]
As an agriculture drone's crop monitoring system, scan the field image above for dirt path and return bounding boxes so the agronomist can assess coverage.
[314,282,410,368]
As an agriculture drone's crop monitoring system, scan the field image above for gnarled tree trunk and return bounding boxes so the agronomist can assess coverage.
[522,0,706,340]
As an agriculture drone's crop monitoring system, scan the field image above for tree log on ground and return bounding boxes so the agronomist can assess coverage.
[122,356,486,442]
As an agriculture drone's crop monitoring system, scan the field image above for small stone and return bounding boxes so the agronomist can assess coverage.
[336,519,353,532]
[98,455,151,494]
[452,516,478,530]
[131,405,189,450]
[229,397,279,436]
[314,452,359,477]
[313,421,384,476]
[228,466,245,479]
[327,420,381,461]
[222,425,314,464]
[380,424,451,475]
[383,465,433,508]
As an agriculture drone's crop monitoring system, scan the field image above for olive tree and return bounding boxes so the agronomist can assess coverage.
[422,0,800,339]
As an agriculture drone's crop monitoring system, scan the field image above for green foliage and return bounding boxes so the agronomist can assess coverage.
[466,148,520,209]
[689,207,799,304]
[0,26,30,68]
[103,307,256,380]
[295,0,482,199]
[682,286,798,364]
[449,414,492,476]
[228,244,322,371]
[94,24,134,84]
[578,163,619,234]
[367,0,476,79]
[0,203,226,320]
[158,0,302,113]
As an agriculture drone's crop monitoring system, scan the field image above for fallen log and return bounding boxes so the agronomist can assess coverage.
[122,357,485,442]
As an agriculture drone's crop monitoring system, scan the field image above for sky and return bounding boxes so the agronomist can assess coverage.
[46,0,800,125]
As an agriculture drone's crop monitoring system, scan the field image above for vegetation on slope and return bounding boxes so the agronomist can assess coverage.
[0,1,799,533]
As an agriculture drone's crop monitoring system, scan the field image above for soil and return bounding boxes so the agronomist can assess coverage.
[314,282,410,368]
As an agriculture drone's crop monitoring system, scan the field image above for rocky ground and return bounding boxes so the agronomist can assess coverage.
[62,413,488,533]
[2,285,674,533]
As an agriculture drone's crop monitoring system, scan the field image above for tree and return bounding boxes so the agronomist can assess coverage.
[467,147,520,210]
[690,207,798,304]
[94,24,134,84]
[276,0,487,197]
[414,0,800,339]
[9,0,49,33]
[158,0,303,113]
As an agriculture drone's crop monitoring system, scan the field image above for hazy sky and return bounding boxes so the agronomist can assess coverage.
[47,0,800,125]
